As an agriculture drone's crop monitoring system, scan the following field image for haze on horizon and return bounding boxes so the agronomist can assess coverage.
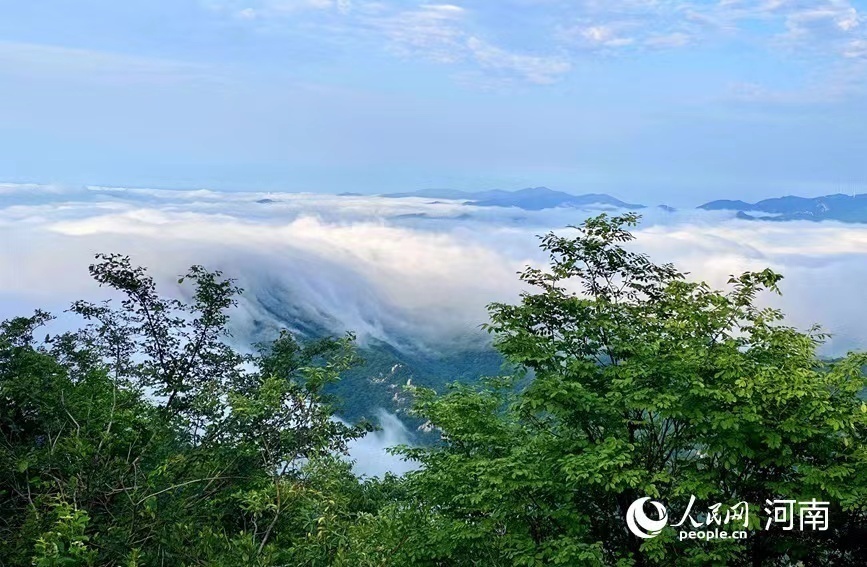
[1,0,866,206]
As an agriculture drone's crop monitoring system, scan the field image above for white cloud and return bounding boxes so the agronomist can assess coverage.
[781,4,861,41]
[466,37,571,84]
[372,4,468,63]
[704,0,864,51]
[573,24,637,48]
[345,410,416,477]
[555,1,689,52]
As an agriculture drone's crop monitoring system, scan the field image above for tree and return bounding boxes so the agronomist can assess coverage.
[365,213,867,566]
[0,254,373,566]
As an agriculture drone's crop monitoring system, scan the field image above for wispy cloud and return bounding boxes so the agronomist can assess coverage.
[465,37,570,84]
[560,22,638,49]
[371,4,468,64]
[197,0,867,91]
[201,1,572,84]
[371,4,570,83]
[556,0,865,56]
[702,0,864,51]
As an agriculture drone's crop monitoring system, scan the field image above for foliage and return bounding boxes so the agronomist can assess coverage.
[358,213,867,566]
[0,254,372,566]
[330,340,505,429]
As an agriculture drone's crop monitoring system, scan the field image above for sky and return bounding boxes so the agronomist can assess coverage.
[1,0,867,205]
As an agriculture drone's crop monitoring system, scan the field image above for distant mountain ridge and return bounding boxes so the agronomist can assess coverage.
[380,187,867,222]
[699,193,867,223]
[383,187,645,211]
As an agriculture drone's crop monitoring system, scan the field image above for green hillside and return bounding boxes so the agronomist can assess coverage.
[328,340,506,434]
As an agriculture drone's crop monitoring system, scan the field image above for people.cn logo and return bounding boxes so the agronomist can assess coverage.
[626,497,669,539]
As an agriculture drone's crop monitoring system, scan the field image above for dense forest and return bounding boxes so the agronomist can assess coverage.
[2,214,865,566]
[328,340,505,430]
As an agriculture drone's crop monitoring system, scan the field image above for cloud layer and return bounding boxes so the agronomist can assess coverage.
[3,183,867,357]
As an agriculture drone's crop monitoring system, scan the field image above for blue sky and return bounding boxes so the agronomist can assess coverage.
[1,0,866,204]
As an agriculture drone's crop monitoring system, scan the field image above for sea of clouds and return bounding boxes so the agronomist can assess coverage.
[3,183,867,474]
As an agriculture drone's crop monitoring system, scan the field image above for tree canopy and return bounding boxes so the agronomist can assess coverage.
[353,213,867,566]
[0,254,377,566]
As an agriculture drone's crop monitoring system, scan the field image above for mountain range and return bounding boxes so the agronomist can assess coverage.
[378,187,867,223]
[699,193,867,223]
